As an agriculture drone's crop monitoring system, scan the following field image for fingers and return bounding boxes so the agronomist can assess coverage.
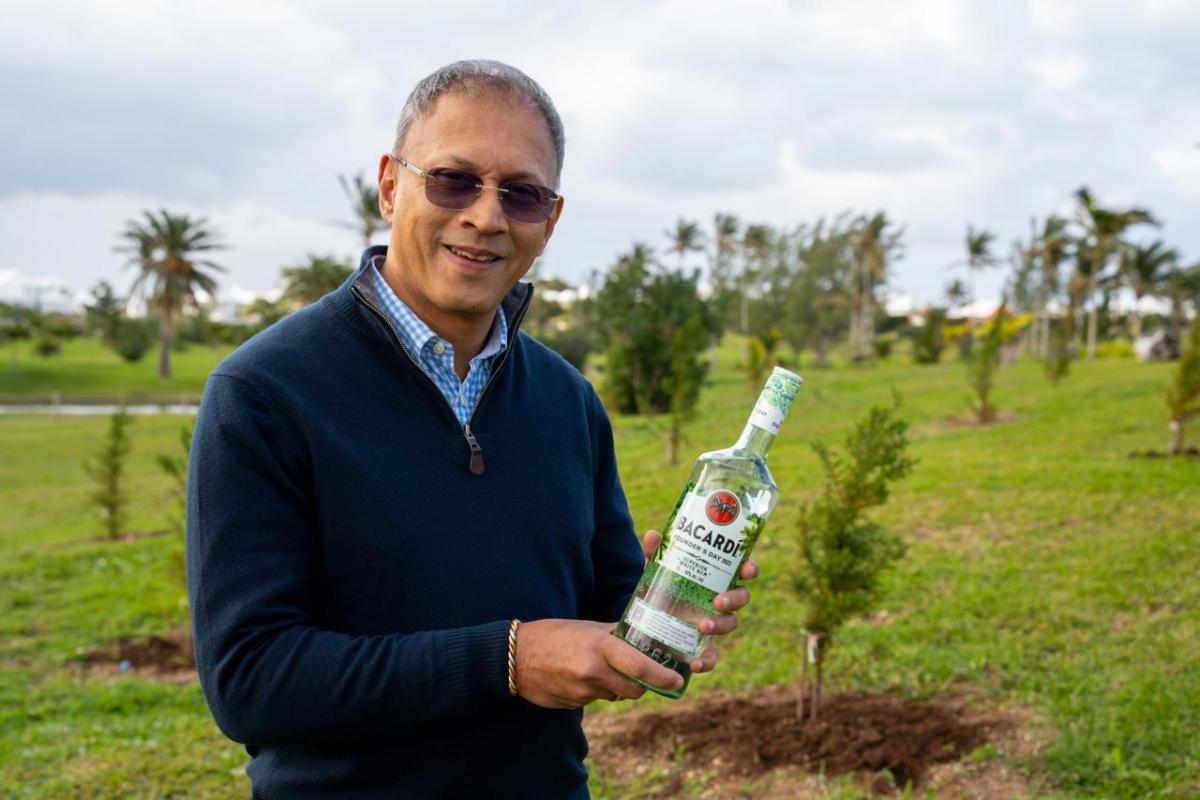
[698,613,738,636]
[602,636,684,694]
[713,586,750,613]
[605,675,647,703]
[690,640,718,674]
[640,529,662,564]
[738,559,760,580]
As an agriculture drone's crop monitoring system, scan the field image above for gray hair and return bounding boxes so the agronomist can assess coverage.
[393,60,566,189]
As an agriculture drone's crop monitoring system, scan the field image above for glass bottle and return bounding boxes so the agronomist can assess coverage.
[612,367,802,697]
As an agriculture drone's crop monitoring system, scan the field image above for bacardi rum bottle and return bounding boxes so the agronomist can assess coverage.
[612,367,802,697]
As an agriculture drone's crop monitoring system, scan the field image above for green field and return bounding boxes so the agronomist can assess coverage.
[1,338,1198,798]
[0,339,231,402]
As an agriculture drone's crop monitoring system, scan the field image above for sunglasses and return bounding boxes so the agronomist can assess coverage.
[392,155,560,224]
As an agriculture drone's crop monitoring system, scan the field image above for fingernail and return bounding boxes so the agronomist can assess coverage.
[674,676,684,689]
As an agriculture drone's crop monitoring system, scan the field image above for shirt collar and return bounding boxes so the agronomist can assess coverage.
[370,255,507,364]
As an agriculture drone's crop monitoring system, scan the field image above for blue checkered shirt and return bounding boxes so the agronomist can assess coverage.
[370,258,508,427]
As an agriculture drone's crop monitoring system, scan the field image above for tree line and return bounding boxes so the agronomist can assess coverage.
[3,181,1198,400]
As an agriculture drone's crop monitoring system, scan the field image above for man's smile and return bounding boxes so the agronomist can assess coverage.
[443,243,503,265]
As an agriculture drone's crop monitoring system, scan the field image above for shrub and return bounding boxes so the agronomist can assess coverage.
[1167,316,1200,455]
[872,335,894,360]
[535,327,592,372]
[158,423,193,593]
[1096,339,1135,360]
[746,336,769,392]
[969,306,1008,424]
[785,395,914,721]
[1045,319,1074,384]
[85,404,134,540]
[592,244,719,414]
[113,319,152,362]
[910,311,945,364]
[34,337,61,357]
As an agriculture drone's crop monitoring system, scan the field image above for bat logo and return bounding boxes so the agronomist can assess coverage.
[705,491,740,526]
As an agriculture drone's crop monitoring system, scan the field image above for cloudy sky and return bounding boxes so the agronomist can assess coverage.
[2,0,1199,311]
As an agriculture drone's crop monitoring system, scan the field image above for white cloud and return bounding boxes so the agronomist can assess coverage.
[1,0,1199,308]
[1152,143,1200,200]
[1025,52,1090,92]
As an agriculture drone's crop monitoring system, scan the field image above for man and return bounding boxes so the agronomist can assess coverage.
[187,60,757,799]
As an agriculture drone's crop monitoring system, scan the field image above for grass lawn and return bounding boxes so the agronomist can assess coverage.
[1,339,1197,798]
[0,338,232,402]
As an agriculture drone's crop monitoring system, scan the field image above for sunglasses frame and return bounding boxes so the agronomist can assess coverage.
[391,155,560,223]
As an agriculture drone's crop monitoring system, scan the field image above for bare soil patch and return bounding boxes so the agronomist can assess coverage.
[1127,447,1200,459]
[587,684,1016,796]
[75,627,196,683]
[933,411,1020,430]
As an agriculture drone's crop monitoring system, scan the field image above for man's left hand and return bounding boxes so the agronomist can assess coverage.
[640,529,758,675]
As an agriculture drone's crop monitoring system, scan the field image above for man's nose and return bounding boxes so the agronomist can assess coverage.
[459,186,508,235]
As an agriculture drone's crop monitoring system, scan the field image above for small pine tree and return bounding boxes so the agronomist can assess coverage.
[157,422,193,593]
[86,404,134,540]
[665,316,709,465]
[1044,318,1073,385]
[1167,316,1200,455]
[969,305,1008,424]
[157,423,193,536]
[910,311,945,364]
[746,336,769,393]
[787,396,915,721]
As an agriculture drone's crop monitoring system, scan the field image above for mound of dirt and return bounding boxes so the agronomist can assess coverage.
[1128,447,1200,459]
[76,627,195,681]
[586,684,1002,792]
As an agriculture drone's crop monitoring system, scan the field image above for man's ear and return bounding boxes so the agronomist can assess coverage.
[377,154,396,221]
[538,194,565,254]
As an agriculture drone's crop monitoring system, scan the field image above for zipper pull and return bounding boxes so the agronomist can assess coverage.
[463,424,485,476]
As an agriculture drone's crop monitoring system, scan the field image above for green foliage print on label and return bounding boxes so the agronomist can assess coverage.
[737,513,766,559]
[639,559,719,615]
[763,371,801,414]
[655,480,695,562]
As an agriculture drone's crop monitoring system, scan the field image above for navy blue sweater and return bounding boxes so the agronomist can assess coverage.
[186,249,644,798]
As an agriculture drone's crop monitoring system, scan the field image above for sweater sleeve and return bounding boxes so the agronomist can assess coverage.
[186,373,510,746]
[581,391,644,623]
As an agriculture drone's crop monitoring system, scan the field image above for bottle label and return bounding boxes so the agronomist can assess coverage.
[660,490,749,593]
[627,597,701,656]
[749,367,802,435]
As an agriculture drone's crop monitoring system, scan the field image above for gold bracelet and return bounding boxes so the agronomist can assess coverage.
[507,619,521,697]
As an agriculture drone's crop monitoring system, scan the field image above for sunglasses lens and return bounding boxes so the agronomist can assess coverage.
[420,166,555,222]
[424,169,480,210]
[501,182,556,223]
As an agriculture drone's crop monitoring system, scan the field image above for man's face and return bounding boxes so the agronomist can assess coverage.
[377,90,563,333]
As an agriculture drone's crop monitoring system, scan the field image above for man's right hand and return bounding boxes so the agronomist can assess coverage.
[513,619,683,708]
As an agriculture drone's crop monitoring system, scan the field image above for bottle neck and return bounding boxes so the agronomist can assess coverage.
[733,422,776,458]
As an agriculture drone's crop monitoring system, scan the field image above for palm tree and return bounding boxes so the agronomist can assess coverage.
[1163,262,1200,346]
[740,224,775,340]
[665,218,705,269]
[849,212,903,359]
[281,254,354,307]
[1029,215,1071,358]
[707,212,742,362]
[1120,240,1179,337]
[1072,186,1159,359]
[944,278,969,307]
[338,172,386,250]
[713,213,741,262]
[709,213,741,301]
[117,210,225,378]
[949,225,1000,307]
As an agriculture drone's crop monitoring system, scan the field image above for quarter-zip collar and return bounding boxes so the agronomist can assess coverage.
[347,245,534,476]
